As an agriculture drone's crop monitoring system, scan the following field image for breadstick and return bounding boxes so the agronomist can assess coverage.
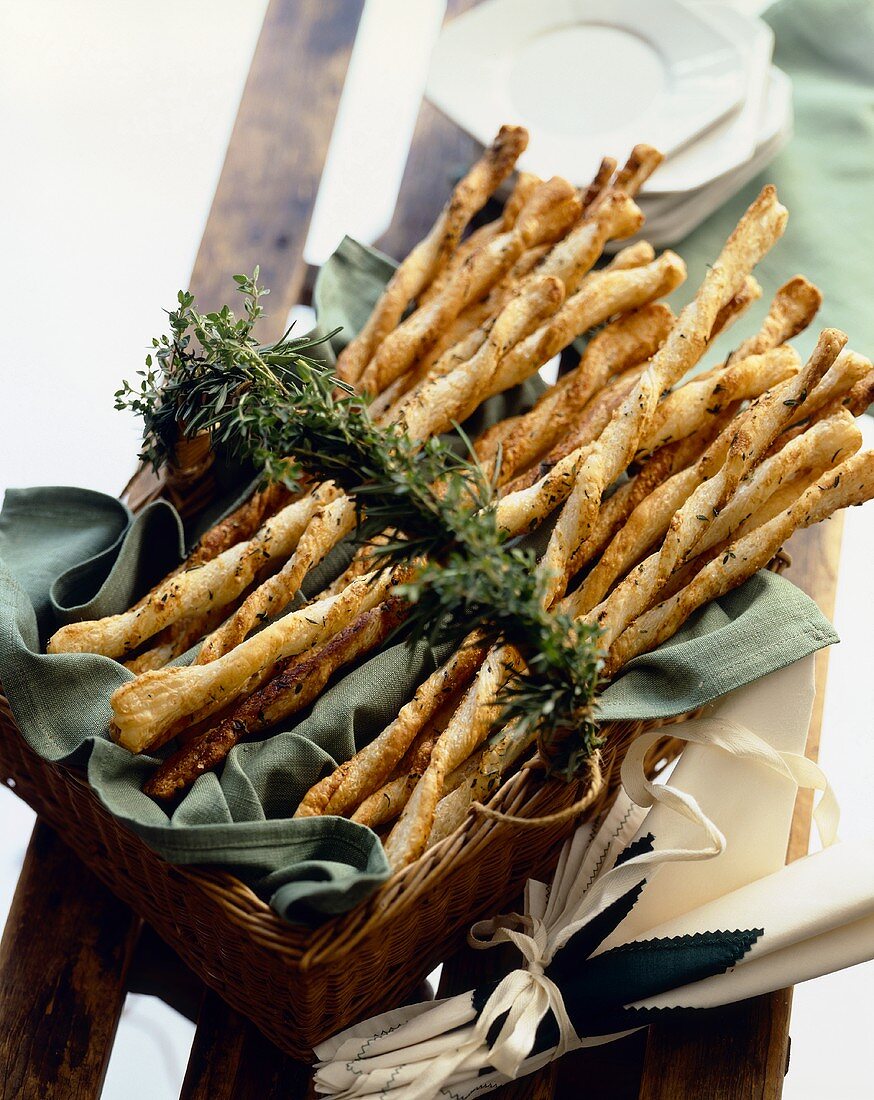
[143,596,408,799]
[389,276,565,441]
[584,329,845,650]
[761,349,871,463]
[581,156,617,210]
[427,723,540,848]
[477,303,674,484]
[657,329,844,588]
[336,125,528,385]
[504,273,768,500]
[187,482,294,568]
[359,177,581,394]
[536,187,788,607]
[368,299,495,421]
[811,368,874,423]
[729,275,822,362]
[351,775,420,829]
[417,171,542,309]
[637,345,801,459]
[566,416,734,587]
[47,486,340,658]
[481,250,686,402]
[702,410,860,547]
[383,643,525,869]
[495,366,647,532]
[296,634,489,818]
[111,566,397,753]
[607,241,656,271]
[195,493,357,664]
[610,143,664,198]
[606,449,874,674]
[650,408,861,610]
[355,739,488,831]
[520,189,644,297]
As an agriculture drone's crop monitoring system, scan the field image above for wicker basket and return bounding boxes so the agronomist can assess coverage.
[0,433,790,1058]
[0,687,685,1056]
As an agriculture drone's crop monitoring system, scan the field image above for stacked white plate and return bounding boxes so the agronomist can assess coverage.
[425,0,792,246]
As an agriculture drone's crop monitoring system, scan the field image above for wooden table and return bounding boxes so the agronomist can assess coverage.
[0,2,844,1096]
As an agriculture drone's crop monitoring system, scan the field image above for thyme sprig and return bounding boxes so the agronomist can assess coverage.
[116,273,604,778]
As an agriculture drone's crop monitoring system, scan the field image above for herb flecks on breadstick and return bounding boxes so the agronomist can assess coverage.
[336,125,529,386]
[113,274,605,770]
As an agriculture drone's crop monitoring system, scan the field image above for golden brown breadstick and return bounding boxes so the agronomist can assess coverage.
[47,486,340,659]
[195,493,357,664]
[812,368,874,422]
[495,365,647,530]
[143,597,409,799]
[538,187,789,606]
[359,177,581,394]
[296,634,489,818]
[417,171,542,309]
[477,303,674,484]
[383,643,525,870]
[336,125,528,385]
[584,330,845,649]
[187,482,294,568]
[729,275,822,362]
[111,566,397,753]
[610,143,664,198]
[427,723,540,848]
[389,276,565,441]
[606,449,874,674]
[637,346,801,459]
[566,415,734,587]
[482,250,686,403]
[581,156,618,209]
[607,241,656,271]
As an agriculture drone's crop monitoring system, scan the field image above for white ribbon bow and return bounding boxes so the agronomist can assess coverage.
[467,914,579,1075]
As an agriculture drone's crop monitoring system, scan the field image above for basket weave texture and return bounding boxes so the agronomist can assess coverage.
[0,438,789,1060]
[0,688,675,1057]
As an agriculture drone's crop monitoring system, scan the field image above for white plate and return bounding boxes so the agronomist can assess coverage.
[426,0,747,186]
[641,6,774,194]
[626,67,793,247]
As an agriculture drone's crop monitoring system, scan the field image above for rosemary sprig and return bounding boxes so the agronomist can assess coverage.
[116,273,604,779]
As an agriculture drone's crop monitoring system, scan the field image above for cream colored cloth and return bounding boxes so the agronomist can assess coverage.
[314,655,874,1099]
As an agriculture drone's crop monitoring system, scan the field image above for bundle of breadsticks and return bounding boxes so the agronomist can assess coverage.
[48,125,874,879]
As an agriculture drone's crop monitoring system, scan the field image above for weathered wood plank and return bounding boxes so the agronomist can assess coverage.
[639,993,793,1100]
[638,517,843,1100]
[374,0,483,261]
[0,822,140,1100]
[180,992,315,1100]
[189,0,364,338]
[123,0,363,511]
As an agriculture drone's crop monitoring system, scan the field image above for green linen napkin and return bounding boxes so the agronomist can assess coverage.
[667,0,874,362]
[0,238,838,922]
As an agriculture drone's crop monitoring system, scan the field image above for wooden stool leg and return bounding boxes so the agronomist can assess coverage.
[179,992,315,1100]
[639,993,792,1100]
[0,821,140,1100]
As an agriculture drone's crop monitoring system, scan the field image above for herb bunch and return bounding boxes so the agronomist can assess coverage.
[116,273,604,779]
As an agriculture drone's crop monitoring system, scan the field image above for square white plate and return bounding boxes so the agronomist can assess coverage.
[624,66,794,247]
[426,0,748,186]
[641,5,775,194]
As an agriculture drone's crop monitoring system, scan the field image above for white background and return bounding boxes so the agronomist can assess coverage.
[0,1,871,1096]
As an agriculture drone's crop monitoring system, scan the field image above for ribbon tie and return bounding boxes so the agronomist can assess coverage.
[466,913,580,1077]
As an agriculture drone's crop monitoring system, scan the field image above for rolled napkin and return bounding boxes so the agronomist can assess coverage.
[314,655,873,1098]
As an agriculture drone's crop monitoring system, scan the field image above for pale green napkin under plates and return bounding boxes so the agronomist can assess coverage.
[0,239,838,922]
[668,0,874,362]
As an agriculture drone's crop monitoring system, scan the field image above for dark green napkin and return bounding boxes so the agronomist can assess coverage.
[0,238,838,922]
